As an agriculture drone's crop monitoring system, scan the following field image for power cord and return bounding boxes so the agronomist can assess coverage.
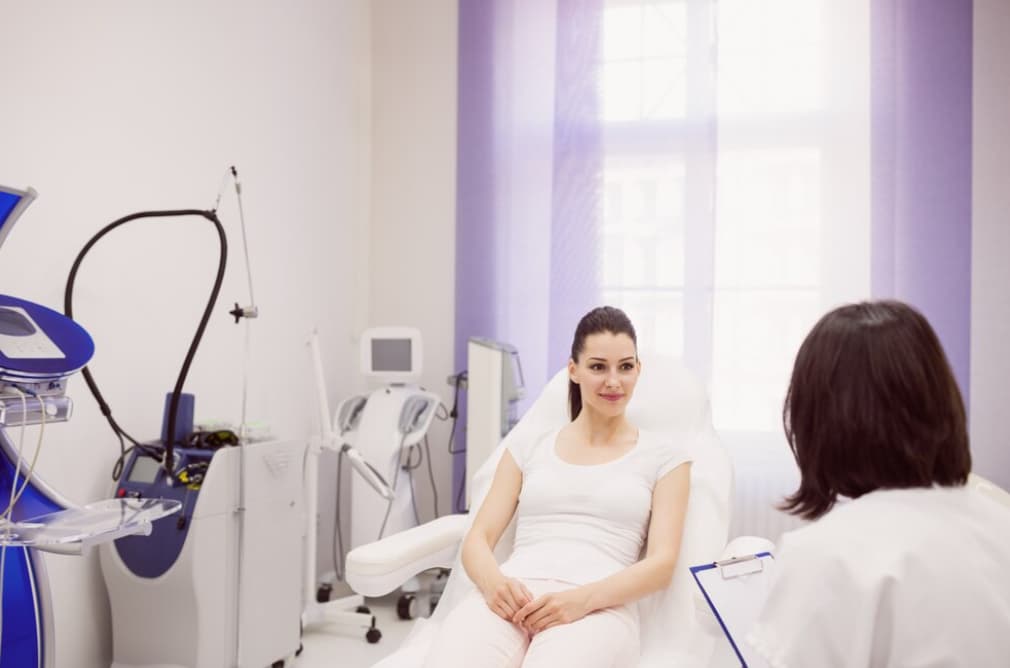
[331,449,346,582]
[377,432,408,540]
[444,370,467,512]
[423,437,438,519]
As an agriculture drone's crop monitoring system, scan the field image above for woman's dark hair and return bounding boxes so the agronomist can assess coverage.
[781,300,970,520]
[568,306,637,419]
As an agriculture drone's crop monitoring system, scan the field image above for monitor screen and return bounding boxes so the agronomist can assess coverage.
[127,456,161,484]
[0,186,34,252]
[371,338,412,373]
[0,190,22,234]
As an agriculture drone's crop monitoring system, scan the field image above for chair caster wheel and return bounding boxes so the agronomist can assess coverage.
[366,627,382,644]
[356,604,371,614]
[397,593,417,620]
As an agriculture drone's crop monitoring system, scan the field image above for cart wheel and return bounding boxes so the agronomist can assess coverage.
[397,593,417,620]
[356,604,371,614]
[366,627,382,644]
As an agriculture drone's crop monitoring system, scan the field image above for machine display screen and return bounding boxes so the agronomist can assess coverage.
[128,456,161,484]
[0,191,19,229]
[372,338,412,372]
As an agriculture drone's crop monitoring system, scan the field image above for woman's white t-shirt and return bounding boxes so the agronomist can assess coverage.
[499,426,692,586]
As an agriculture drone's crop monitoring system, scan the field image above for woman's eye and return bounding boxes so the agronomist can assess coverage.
[589,363,604,371]
[621,363,635,371]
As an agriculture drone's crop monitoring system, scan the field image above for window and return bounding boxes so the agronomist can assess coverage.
[600,0,869,433]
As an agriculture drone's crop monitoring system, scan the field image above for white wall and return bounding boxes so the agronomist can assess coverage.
[0,1,371,664]
[367,0,459,524]
[971,0,1010,491]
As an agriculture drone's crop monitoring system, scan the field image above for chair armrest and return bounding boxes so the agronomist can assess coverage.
[345,514,468,597]
[718,535,776,561]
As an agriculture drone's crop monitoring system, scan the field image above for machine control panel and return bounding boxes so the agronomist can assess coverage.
[115,446,216,578]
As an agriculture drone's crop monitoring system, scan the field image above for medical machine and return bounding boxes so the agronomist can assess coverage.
[62,172,305,668]
[463,337,524,508]
[100,437,305,668]
[0,185,181,668]
[304,327,441,641]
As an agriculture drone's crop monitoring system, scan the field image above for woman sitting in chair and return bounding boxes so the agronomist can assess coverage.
[423,306,692,667]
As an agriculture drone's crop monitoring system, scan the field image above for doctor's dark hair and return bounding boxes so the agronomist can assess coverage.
[568,306,637,420]
[781,300,970,520]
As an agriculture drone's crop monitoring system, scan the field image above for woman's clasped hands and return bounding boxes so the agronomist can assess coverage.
[484,576,592,635]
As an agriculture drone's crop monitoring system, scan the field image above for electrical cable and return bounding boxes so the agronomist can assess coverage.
[446,371,466,455]
[407,463,421,527]
[332,448,345,582]
[377,432,408,540]
[423,437,439,518]
[445,371,467,512]
[64,209,228,479]
[455,460,466,514]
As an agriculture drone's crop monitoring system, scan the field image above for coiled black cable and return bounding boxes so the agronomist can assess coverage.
[64,209,227,479]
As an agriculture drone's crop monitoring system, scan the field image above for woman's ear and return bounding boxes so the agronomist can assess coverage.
[568,358,578,383]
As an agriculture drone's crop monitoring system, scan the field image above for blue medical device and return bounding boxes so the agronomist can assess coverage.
[0,185,180,668]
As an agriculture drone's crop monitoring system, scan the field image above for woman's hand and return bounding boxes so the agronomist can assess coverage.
[482,576,534,622]
[512,587,592,634]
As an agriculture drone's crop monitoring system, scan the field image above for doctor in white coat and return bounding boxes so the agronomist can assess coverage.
[748,300,1010,667]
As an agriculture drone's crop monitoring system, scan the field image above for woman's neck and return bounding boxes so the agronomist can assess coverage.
[571,409,635,447]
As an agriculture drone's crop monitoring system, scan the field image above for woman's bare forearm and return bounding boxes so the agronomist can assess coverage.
[461,531,506,597]
[581,553,677,613]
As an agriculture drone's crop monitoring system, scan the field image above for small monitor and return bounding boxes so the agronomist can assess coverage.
[360,326,423,383]
[372,338,412,372]
[0,185,37,253]
[127,455,162,484]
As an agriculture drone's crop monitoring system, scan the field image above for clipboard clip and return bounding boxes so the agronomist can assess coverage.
[715,553,765,579]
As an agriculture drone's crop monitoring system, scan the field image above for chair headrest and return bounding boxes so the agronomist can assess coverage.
[509,355,710,440]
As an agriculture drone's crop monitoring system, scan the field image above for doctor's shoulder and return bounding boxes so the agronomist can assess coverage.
[775,487,952,568]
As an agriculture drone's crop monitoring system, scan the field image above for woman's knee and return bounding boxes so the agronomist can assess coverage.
[422,593,529,668]
[521,608,639,668]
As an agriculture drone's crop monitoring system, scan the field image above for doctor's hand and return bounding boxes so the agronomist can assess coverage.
[512,588,591,634]
[481,576,534,623]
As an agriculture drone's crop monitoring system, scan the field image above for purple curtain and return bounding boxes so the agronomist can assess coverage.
[453,0,604,510]
[871,0,973,404]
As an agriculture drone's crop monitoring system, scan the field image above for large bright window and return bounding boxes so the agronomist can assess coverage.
[601,0,869,434]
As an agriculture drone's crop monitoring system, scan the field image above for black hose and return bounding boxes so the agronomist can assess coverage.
[64,209,228,478]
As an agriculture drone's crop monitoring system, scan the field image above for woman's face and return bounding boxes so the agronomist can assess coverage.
[569,331,640,418]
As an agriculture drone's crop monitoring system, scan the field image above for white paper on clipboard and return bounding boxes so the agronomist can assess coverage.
[690,552,776,668]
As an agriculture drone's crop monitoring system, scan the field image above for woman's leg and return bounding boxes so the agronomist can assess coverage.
[520,604,639,668]
[421,588,530,668]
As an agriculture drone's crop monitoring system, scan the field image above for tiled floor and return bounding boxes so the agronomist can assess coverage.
[291,595,417,668]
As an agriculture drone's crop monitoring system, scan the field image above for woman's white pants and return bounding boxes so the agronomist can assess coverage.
[421,578,639,668]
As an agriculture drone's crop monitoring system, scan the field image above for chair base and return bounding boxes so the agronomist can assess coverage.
[303,594,383,644]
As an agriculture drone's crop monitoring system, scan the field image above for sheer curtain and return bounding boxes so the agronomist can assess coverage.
[454,0,872,537]
[598,0,869,539]
[453,0,606,510]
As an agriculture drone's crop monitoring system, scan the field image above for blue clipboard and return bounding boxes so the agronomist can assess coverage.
[690,552,775,668]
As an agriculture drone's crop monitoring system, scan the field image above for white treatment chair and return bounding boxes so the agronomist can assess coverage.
[346,356,734,667]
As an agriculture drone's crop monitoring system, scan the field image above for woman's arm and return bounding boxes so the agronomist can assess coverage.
[515,462,691,632]
[461,449,533,619]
